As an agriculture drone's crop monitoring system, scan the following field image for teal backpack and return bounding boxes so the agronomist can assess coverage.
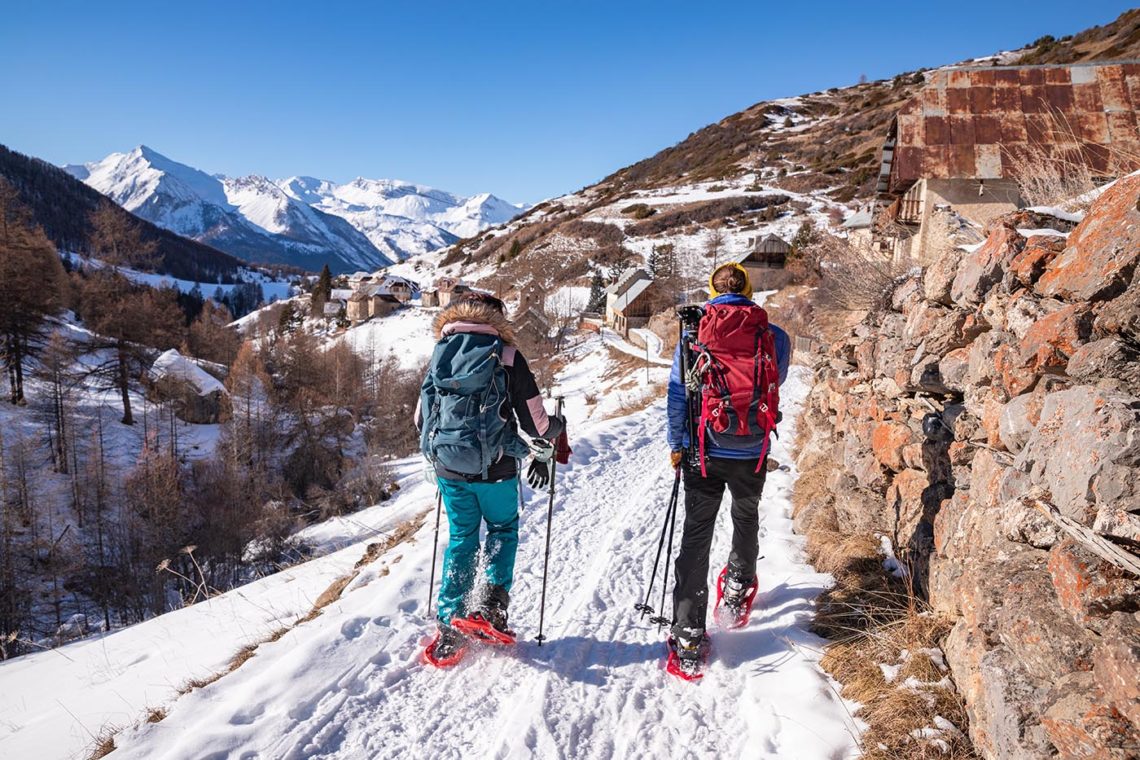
[420,332,529,478]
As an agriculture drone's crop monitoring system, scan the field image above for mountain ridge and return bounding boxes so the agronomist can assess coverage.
[68,146,525,273]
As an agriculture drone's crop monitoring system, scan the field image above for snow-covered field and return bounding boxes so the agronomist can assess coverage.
[0,357,858,759]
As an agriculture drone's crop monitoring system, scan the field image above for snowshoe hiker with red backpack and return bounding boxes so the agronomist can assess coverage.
[664,263,790,680]
[415,292,566,667]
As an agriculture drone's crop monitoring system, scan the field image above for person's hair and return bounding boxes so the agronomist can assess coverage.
[711,265,747,294]
[457,291,506,313]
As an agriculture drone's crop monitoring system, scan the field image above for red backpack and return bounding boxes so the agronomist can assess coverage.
[690,302,780,475]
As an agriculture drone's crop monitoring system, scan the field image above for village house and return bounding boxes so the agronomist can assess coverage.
[872,61,1140,262]
[604,268,660,337]
[422,277,473,308]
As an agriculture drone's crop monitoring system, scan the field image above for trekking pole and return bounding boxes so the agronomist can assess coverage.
[426,489,443,618]
[535,396,564,646]
[634,466,682,620]
[649,477,681,631]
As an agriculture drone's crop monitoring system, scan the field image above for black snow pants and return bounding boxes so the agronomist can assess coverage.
[671,455,767,640]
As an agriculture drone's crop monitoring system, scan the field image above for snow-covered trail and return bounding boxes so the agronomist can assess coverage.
[110,366,857,760]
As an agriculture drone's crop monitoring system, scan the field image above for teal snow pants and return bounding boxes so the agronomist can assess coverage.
[436,477,520,626]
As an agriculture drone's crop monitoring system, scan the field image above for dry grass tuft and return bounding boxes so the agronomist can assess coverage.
[87,733,116,760]
[145,707,167,724]
[796,446,976,758]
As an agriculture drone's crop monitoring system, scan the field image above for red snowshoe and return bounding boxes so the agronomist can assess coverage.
[422,626,469,668]
[451,611,516,646]
[665,634,711,682]
[713,567,759,629]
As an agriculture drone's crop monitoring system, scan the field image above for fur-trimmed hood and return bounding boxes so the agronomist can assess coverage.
[432,300,516,345]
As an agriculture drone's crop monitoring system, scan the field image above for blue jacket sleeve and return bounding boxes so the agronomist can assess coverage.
[666,342,689,451]
[771,324,791,386]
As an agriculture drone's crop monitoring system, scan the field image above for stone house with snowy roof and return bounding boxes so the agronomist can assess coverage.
[873,61,1140,262]
[422,277,472,308]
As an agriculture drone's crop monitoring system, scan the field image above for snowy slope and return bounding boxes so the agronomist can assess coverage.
[68,148,525,273]
[7,361,858,760]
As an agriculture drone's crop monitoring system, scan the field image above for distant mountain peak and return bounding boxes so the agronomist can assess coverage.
[68,147,525,272]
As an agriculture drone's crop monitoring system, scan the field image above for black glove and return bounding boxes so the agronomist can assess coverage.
[527,458,552,490]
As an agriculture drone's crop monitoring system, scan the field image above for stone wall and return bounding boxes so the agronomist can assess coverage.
[796,174,1140,759]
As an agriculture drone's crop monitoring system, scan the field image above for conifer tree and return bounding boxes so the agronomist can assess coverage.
[0,180,66,405]
[313,264,333,316]
[586,268,606,313]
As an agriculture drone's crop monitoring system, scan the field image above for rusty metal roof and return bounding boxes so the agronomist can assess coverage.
[882,61,1140,194]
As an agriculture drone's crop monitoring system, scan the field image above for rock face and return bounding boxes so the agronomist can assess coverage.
[796,177,1140,760]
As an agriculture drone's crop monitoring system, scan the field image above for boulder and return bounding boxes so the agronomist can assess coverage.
[1094,506,1140,544]
[1041,671,1138,760]
[1003,291,1064,341]
[924,250,961,306]
[951,226,1025,306]
[1038,173,1140,302]
[1017,301,1094,373]
[1009,235,1066,289]
[1094,612,1140,730]
[995,565,1095,681]
[1014,386,1140,524]
[1048,539,1140,629]
[871,422,912,472]
[998,390,1044,454]
[1094,270,1140,340]
[1067,338,1140,388]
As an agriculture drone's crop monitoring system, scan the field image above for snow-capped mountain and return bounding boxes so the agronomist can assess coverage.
[278,176,525,260]
[67,147,526,274]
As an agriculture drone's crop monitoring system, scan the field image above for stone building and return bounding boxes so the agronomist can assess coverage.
[873,61,1140,262]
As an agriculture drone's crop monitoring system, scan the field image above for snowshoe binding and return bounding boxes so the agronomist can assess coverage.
[713,566,759,629]
[423,624,469,668]
[665,633,711,682]
[452,606,516,646]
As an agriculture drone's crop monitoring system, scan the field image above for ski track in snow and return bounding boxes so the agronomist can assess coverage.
[110,366,857,760]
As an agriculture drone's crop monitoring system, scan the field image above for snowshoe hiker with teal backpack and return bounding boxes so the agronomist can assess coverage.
[664,263,790,680]
[415,292,565,667]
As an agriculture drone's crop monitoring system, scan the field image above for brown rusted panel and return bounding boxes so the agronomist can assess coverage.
[921,145,950,178]
[1075,111,1110,144]
[1000,113,1029,143]
[1002,144,1033,178]
[1044,67,1072,85]
[898,113,923,147]
[973,115,1002,144]
[947,87,972,115]
[975,144,1003,179]
[970,86,995,113]
[922,85,947,116]
[1106,111,1138,144]
[1045,84,1076,112]
[894,146,923,182]
[1025,115,1050,145]
[1125,73,1140,110]
[1072,83,1104,113]
[948,144,976,177]
[925,115,951,145]
[1097,65,1130,111]
[947,70,972,88]
[994,69,1021,87]
[973,69,997,87]
[950,115,976,145]
[1019,68,1046,86]
[1078,143,1111,174]
[1021,86,1047,113]
[993,85,1022,112]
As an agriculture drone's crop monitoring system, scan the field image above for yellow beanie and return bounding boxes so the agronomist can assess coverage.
[708,262,753,300]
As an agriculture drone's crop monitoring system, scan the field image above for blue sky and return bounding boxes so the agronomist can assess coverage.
[1,1,1134,202]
